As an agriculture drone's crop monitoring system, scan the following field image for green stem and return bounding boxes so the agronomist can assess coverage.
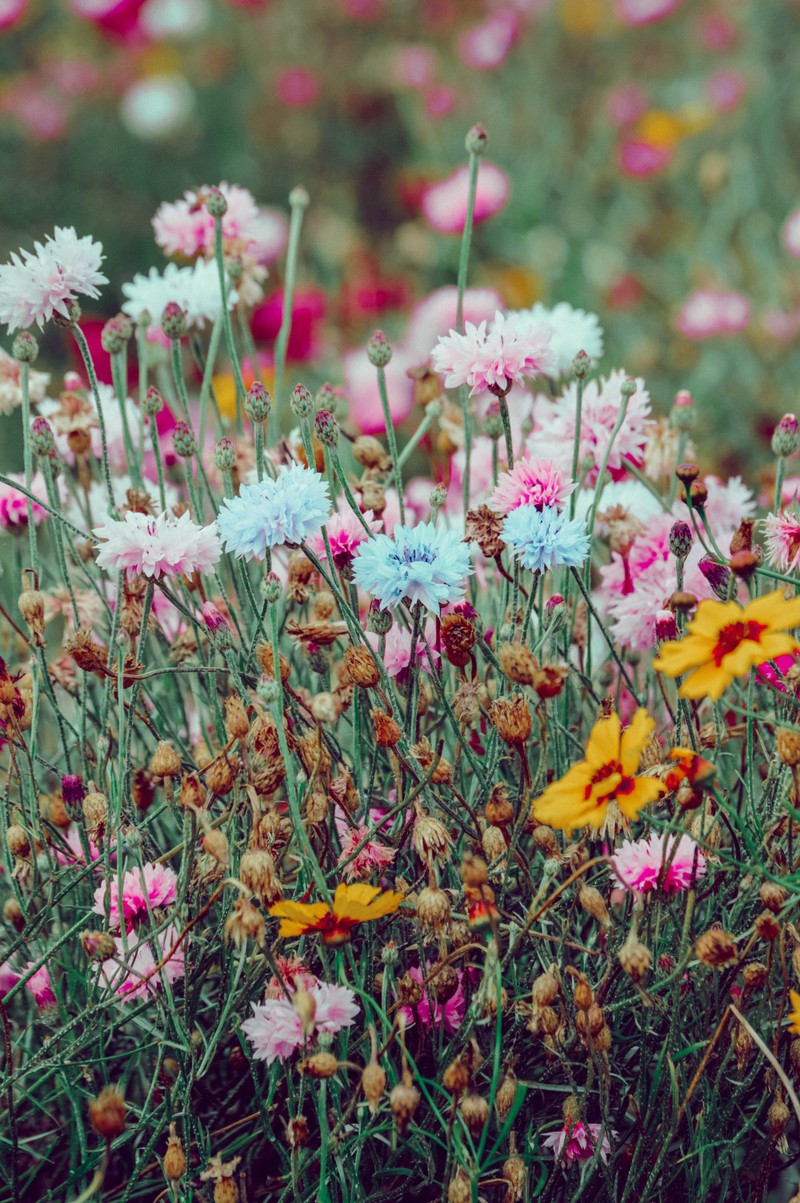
[270,188,308,445]
[72,324,117,516]
[376,363,405,525]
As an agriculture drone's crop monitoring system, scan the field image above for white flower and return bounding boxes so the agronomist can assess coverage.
[432,310,555,396]
[217,463,331,560]
[519,302,604,375]
[0,227,107,332]
[121,260,236,332]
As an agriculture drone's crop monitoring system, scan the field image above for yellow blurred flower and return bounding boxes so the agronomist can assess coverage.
[269,882,403,944]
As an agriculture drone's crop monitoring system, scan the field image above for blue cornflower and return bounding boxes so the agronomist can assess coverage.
[217,462,331,560]
[352,522,473,614]
[501,504,590,573]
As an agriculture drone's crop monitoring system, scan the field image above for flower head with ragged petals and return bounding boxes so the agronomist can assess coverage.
[94,510,221,580]
[519,302,604,375]
[100,925,185,1002]
[0,473,48,530]
[94,862,178,930]
[337,822,396,881]
[764,505,800,573]
[366,619,439,680]
[501,504,590,574]
[612,833,706,894]
[489,457,576,516]
[217,463,331,560]
[0,226,107,332]
[241,980,359,1064]
[122,260,237,334]
[432,309,555,396]
[24,963,57,1011]
[311,503,381,566]
[542,1120,614,1166]
[153,182,288,264]
[352,522,473,614]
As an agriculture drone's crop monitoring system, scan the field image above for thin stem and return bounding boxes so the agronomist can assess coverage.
[376,363,405,525]
[72,324,117,516]
[270,188,308,445]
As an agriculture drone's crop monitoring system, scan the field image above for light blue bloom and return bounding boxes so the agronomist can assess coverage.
[352,522,472,614]
[217,462,331,560]
[502,504,590,573]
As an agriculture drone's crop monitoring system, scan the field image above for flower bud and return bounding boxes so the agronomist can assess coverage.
[80,930,117,960]
[204,185,228,217]
[390,1074,420,1134]
[670,389,695,431]
[142,386,164,417]
[244,382,271,424]
[772,413,800,458]
[89,1086,126,1140]
[290,383,314,418]
[668,520,693,559]
[361,1059,386,1113]
[214,437,236,470]
[655,609,679,642]
[172,421,197,459]
[314,408,339,447]
[367,601,393,635]
[619,929,651,982]
[465,122,488,156]
[366,330,392,368]
[12,331,38,363]
[30,416,55,457]
[163,1123,186,1181]
[161,302,187,340]
[698,556,731,600]
[695,928,738,968]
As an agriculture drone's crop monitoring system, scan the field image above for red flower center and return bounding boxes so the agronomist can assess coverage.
[712,619,767,666]
[584,760,635,801]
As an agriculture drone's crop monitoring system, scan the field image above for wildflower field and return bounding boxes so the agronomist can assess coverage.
[6,3,800,1203]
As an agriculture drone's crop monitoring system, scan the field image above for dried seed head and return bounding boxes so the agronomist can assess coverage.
[533,664,569,699]
[790,1039,800,1078]
[6,824,30,858]
[503,1155,527,1201]
[413,814,452,865]
[299,1051,339,1079]
[390,1073,420,1134]
[224,696,250,741]
[578,884,610,927]
[482,824,506,864]
[533,824,560,858]
[742,961,768,990]
[286,1116,309,1148]
[3,897,23,931]
[769,1095,790,1138]
[494,1069,518,1121]
[619,929,651,982]
[80,930,117,961]
[499,641,539,685]
[442,1057,469,1096]
[149,741,182,778]
[361,1059,386,1113]
[224,897,266,948]
[179,772,205,811]
[695,928,738,968]
[465,504,505,558]
[417,886,451,933]
[82,790,107,841]
[239,849,282,907]
[760,881,788,914]
[460,1092,490,1137]
[486,784,514,827]
[447,1169,472,1203]
[461,853,489,889]
[352,435,391,471]
[18,590,45,646]
[573,977,593,1011]
[292,987,317,1035]
[396,970,424,1008]
[594,1024,612,1052]
[89,1086,126,1140]
[163,1123,186,1181]
[343,645,380,688]
[489,694,532,745]
[756,910,781,942]
[371,708,402,747]
[532,970,559,1007]
[202,829,229,868]
[441,613,477,668]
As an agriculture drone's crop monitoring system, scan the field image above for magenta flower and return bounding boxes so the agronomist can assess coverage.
[542,1119,614,1165]
[94,862,178,930]
[421,163,510,235]
[94,509,221,580]
[0,473,47,530]
[0,961,20,999]
[311,503,381,567]
[489,457,575,517]
[399,964,466,1035]
[24,963,57,1011]
[433,311,555,397]
[612,833,706,895]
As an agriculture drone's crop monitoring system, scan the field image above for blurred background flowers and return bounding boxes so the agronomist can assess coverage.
[2,0,800,472]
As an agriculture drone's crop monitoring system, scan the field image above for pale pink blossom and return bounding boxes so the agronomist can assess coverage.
[24,963,56,1011]
[404,287,503,361]
[242,981,359,1064]
[615,0,682,25]
[337,822,396,881]
[764,508,800,572]
[0,227,107,332]
[459,10,519,70]
[101,925,185,1002]
[399,964,465,1035]
[432,311,554,397]
[54,825,107,868]
[606,84,648,128]
[0,961,19,998]
[675,290,751,339]
[529,371,652,484]
[265,955,318,999]
[0,473,47,530]
[392,46,437,89]
[783,209,800,259]
[366,620,439,679]
[542,1120,614,1165]
[342,345,415,434]
[0,346,50,415]
[702,474,755,535]
[707,69,746,113]
[421,163,510,235]
[94,862,178,930]
[612,833,706,894]
[311,503,381,565]
[93,509,221,580]
[153,183,288,265]
[312,982,360,1032]
[489,457,575,516]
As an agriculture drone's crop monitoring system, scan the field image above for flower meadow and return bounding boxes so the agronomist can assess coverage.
[7,127,800,1203]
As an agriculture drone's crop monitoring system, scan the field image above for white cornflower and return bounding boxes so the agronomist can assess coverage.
[0,227,107,332]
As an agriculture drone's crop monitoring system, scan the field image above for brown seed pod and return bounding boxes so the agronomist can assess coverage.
[163,1124,186,1181]
[459,1092,490,1137]
[695,928,738,968]
[390,1074,420,1134]
[298,1052,339,1079]
[89,1086,126,1140]
[361,1059,386,1113]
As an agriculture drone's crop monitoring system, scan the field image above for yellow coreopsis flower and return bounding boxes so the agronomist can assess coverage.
[269,883,403,945]
[533,709,665,833]
[653,591,800,702]
[788,989,800,1036]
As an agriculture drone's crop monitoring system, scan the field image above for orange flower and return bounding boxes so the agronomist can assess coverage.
[269,883,403,945]
[663,748,716,794]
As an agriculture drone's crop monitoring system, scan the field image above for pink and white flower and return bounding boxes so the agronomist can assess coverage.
[458,10,519,71]
[764,507,800,573]
[93,509,221,580]
[366,620,440,680]
[612,833,706,894]
[101,925,185,1002]
[0,473,47,530]
[542,1119,614,1165]
[432,310,554,396]
[675,290,751,339]
[336,821,396,881]
[489,457,575,516]
[242,981,359,1064]
[421,163,510,236]
[153,182,288,265]
[0,227,107,332]
[24,963,57,1011]
[311,503,381,566]
[94,862,178,930]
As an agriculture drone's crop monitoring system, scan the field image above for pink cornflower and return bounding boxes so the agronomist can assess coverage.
[0,226,107,332]
[432,310,554,397]
[399,964,465,1035]
[612,833,706,894]
[0,473,47,530]
[242,981,359,1064]
[542,1119,614,1165]
[93,509,221,580]
[421,163,510,236]
[764,507,800,573]
[101,926,185,1002]
[24,963,57,1011]
[366,621,439,680]
[153,182,288,265]
[54,825,106,868]
[675,290,751,339]
[404,286,503,360]
[311,503,381,566]
[531,371,652,484]
[757,652,800,693]
[488,457,575,516]
[0,961,19,998]
[265,955,318,999]
[94,862,178,930]
[615,0,682,24]
[458,10,519,71]
[337,822,396,881]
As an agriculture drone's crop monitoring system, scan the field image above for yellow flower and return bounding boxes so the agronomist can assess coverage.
[653,591,800,702]
[533,709,664,833]
[269,883,402,945]
[789,989,800,1036]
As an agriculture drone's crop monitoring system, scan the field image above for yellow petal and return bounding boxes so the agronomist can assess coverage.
[619,709,655,775]
[653,635,709,678]
[269,900,330,926]
[745,590,800,630]
[688,599,741,639]
[584,714,621,769]
[618,776,665,821]
[679,661,732,702]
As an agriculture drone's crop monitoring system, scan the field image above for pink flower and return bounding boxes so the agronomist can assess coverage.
[337,822,396,881]
[0,0,27,31]
[94,862,178,929]
[0,473,47,530]
[606,84,648,128]
[393,46,437,89]
[423,84,457,120]
[0,227,107,333]
[153,183,288,265]
[618,137,674,178]
[0,961,20,998]
[615,0,682,25]
[612,833,706,894]
[101,925,185,1001]
[756,652,800,693]
[489,457,575,516]
[311,982,360,1032]
[311,503,381,566]
[432,310,554,396]
[783,210,800,259]
[24,963,57,1011]
[530,371,652,484]
[242,981,358,1063]
[93,509,221,580]
[421,163,510,235]
[707,69,746,114]
[275,67,321,108]
[265,955,318,999]
[367,620,439,680]
[764,508,800,572]
[459,10,519,70]
[342,345,416,434]
[675,290,751,339]
[54,825,106,867]
[399,964,465,1035]
[404,286,503,361]
[542,1120,614,1165]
